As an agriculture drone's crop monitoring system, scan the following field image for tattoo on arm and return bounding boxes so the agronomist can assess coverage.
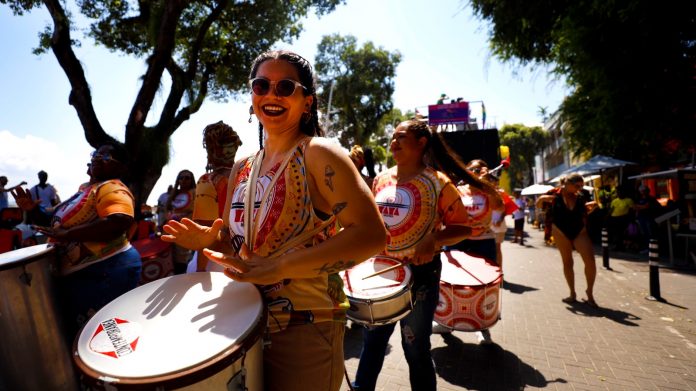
[315,259,356,274]
[324,165,335,191]
[332,202,347,215]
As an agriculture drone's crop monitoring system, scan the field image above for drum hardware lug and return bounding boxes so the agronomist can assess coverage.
[226,366,247,391]
[19,266,32,286]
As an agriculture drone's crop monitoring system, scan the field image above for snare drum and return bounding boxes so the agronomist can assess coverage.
[0,244,78,390]
[434,250,502,331]
[74,272,265,390]
[340,256,413,326]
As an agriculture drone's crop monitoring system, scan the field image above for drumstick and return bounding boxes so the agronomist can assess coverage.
[361,261,406,280]
[360,251,442,280]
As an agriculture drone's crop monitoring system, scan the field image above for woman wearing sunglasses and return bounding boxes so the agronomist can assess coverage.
[162,50,387,391]
[12,143,142,343]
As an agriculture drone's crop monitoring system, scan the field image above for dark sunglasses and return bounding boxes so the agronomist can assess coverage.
[90,151,118,163]
[249,78,306,97]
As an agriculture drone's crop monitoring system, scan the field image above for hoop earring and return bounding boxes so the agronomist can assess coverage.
[248,105,254,123]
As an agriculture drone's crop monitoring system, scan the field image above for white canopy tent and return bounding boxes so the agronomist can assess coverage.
[520,184,554,196]
[549,155,636,183]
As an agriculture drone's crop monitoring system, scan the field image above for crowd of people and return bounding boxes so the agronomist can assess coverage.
[3,48,671,391]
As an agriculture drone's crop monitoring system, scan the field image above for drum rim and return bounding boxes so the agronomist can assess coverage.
[73,306,267,389]
[345,277,413,301]
[0,244,54,271]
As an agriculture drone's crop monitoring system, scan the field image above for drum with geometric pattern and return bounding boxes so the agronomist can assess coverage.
[434,250,502,331]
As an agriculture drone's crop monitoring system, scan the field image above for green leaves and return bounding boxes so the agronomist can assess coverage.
[315,34,401,149]
[470,0,696,165]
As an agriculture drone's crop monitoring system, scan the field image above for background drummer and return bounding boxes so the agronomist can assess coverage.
[433,158,503,343]
[12,142,142,342]
[187,121,241,273]
[162,50,386,391]
[352,120,492,391]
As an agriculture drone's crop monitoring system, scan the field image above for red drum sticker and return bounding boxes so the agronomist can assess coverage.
[89,318,141,358]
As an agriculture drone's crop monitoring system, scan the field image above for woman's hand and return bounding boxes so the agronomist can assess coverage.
[204,242,283,285]
[162,218,223,251]
[32,225,69,241]
[11,187,39,212]
[411,232,437,265]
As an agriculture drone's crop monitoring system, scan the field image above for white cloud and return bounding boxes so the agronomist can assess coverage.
[0,129,91,203]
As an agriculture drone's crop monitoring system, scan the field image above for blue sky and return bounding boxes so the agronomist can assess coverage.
[0,0,568,205]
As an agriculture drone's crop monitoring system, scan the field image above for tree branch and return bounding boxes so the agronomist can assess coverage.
[125,0,186,144]
[43,0,112,147]
[170,67,212,135]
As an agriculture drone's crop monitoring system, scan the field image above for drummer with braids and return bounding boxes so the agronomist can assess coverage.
[162,50,386,391]
[187,121,242,273]
[352,120,498,391]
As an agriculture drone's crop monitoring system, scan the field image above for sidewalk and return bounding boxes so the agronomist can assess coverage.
[342,221,696,390]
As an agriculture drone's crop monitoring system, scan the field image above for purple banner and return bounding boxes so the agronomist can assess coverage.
[427,102,470,125]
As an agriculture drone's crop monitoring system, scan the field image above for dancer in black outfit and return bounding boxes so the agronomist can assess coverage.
[537,174,598,307]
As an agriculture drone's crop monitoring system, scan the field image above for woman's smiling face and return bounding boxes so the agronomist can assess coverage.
[251,59,313,134]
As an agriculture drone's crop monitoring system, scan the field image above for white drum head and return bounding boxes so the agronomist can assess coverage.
[76,272,263,379]
[0,244,52,270]
[341,257,411,300]
[440,251,501,286]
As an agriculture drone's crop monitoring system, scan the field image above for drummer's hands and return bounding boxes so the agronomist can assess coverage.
[11,187,39,211]
[411,233,437,265]
[161,218,223,251]
[204,242,282,285]
[32,225,69,241]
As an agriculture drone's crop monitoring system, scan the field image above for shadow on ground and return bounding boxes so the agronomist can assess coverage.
[565,300,641,326]
[432,333,566,391]
[502,280,538,295]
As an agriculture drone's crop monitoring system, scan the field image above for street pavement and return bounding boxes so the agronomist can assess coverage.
[342,220,696,390]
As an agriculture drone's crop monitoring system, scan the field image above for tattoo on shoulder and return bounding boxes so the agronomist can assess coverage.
[332,202,347,215]
[324,165,335,191]
[315,259,356,274]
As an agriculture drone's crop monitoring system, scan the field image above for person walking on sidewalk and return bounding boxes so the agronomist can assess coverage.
[512,191,526,245]
[536,174,599,307]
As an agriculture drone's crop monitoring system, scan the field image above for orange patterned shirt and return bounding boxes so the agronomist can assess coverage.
[51,179,134,275]
[373,167,469,261]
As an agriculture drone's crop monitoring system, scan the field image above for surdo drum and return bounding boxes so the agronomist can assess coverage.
[435,250,502,331]
[0,244,78,390]
[340,256,413,326]
[73,272,265,390]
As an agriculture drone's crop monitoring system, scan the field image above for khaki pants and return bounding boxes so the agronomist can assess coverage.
[264,321,345,391]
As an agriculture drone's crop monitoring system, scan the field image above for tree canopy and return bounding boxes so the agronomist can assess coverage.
[314,34,401,149]
[470,0,696,166]
[499,124,548,189]
[1,0,343,209]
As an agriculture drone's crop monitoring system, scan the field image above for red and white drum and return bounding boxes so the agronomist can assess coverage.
[74,272,265,390]
[131,237,174,284]
[340,256,413,326]
[434,251,502,332]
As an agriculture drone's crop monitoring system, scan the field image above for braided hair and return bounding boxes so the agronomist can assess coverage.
[249,50,324,149]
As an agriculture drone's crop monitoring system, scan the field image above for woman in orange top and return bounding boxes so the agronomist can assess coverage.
[13,143,141,341]
[162,50,386,391]
[353,120,498,391]
[188,121,242,273]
